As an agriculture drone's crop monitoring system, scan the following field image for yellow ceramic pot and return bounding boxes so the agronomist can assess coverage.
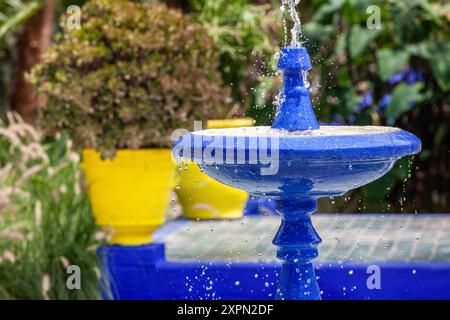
[176,118,253,220]
[81,149,176,245]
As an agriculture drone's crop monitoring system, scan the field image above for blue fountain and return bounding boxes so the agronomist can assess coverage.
[173,47,421,300]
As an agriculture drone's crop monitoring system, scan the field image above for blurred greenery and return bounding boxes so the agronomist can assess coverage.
[2,0,449,212]
[1,0,448,204]
[0,0,101,300]
[0,0,43,40]
[0,0,42,112]
[30,0,228,158]
[0,0,84,114]
[0,115,102,299]
[299,0,449,213]
[188,0,281,119]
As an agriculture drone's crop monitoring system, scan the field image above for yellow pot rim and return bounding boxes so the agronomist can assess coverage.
[82,148,170,156]
[81,148,174,167]
[207,118,254,129]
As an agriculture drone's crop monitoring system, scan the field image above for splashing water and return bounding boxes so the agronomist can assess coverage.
[301,70,310,88]
[282,0,302,47]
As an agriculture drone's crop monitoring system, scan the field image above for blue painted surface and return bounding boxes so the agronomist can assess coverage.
[273,198,321,300]
[98,243,450,300]
[272,47,319,131]
[171,47,422,300]
[244,197,277,216]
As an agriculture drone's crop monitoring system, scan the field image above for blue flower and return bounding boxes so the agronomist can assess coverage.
[388,71,406,85]
[348,115,356,124]
[356,91,374,112]
[331,114,345,125]
[388,68,424,86]
[378,94,392,111]
[405,70,425,85]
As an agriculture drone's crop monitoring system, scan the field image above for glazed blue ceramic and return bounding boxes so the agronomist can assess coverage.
[173,47,421,300]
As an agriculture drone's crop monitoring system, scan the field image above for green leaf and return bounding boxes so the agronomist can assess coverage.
[408,41,450,91]
[334,31,347,56]
[385,83,424,120]
[348,0,379,11]
[0,1,43,40]
[303,22,334,42]
[340,87,359,113]
[417,0,443,26]
[349,25,380,58]
[313,0,345,22]
[376,48,410,81]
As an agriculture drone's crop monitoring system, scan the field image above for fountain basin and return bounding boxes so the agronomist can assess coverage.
[98,215,450,300]
[173,126,421,300]
[173,126,421,197]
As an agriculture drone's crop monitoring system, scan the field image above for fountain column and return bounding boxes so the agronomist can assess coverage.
[271,47,322,300]
[273,197,322,300]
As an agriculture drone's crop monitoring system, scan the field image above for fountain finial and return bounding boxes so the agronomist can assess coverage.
[272,47,319,131]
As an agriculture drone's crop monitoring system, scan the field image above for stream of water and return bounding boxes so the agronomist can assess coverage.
[281,0,302,47]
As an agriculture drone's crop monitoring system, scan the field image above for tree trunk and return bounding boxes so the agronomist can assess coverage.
[10,0,56,124]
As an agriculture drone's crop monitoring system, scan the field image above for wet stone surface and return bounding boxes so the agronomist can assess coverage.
[154,215,450,263]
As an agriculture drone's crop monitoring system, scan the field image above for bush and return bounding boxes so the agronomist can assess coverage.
[30,0,229,158]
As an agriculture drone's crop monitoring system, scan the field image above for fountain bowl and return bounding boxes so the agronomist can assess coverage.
[173,125,421,198]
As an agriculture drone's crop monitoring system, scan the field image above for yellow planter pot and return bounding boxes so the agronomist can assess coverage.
[81,149,176,245]
[176,118,253,220]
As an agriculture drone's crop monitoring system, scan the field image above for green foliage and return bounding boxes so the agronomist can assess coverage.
[385,83,424,120]
[302,0,450,212]
[0,0,45,113]
[188,0,281,122]
[0,114,102,299]
[407,41,450,91]
[30,0,228,157]
[347,25,380,58]
[376,48,410,81]
[0,0,43,40]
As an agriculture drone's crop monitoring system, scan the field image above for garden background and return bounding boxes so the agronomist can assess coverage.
[0,0,449,299]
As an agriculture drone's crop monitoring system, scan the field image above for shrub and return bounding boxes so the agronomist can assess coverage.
[29,0,229,158]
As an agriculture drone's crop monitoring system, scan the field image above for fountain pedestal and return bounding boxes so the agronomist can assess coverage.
[173,47,421,300]
[272,47,319,131]
[274,197,321,300]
